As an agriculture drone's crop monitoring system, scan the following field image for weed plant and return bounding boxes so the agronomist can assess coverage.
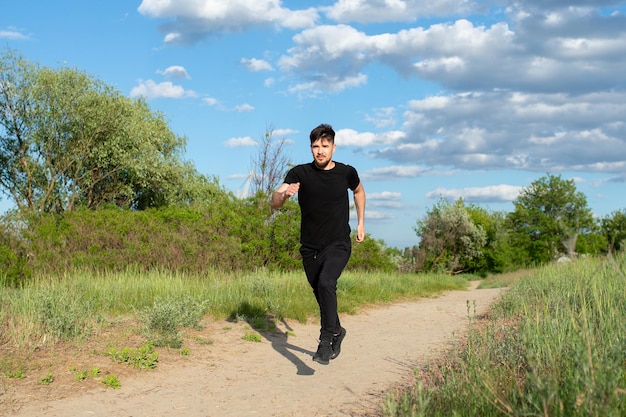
[38,372,54,385]
[108,343,159,369]
[384,253,626,417]
[101,374,121,389]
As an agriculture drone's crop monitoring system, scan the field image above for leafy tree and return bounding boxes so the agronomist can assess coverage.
[576,226,608,255]
[347,235,396,272]
[414,199,487,273]
[466,205,515,274]
[0,48,208,213]
[506,174,593,264]
[602,209,626,254]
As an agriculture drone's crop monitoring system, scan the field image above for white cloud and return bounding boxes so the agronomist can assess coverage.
[426,185,523,203]
[0,27,28,40]
[369,191,402,200]
[157,65,191,79]
[129,80,197,99]
[336,128,405,147]
[364,89,626,173]
[277,6,626,94]
[322,0,477,23]
[368,191,404,208]
[137,0,318,45]
[273,128,298,137]
[234,103,254,112]
[362,165,430,181]
[351,210,395,220]
[225,136,257,148]
[241,58,274,72]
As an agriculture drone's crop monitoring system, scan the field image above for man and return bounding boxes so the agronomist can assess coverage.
[270,123,366,365]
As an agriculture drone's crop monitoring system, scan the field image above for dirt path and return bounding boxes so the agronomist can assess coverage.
[3,282,503,417]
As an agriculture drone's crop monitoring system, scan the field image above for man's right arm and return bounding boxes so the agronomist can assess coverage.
[270,182,300,209]
[270,183,289,209]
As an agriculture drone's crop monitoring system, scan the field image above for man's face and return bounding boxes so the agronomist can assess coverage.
[311,138,336,169]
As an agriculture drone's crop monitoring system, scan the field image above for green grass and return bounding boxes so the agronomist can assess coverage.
[0,267,468,350]
[383,252,626,417]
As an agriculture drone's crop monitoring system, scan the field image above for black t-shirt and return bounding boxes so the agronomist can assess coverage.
[284,161,360,250]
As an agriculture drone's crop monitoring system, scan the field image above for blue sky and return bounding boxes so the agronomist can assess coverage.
[2,0,626,249]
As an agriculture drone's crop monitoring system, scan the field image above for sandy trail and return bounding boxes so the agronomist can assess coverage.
[3,282,503,417]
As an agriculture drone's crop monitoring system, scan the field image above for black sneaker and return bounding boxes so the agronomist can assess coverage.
[312,341,332,365]
[330,327,346,360]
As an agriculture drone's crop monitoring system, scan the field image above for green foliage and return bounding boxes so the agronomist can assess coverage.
[36,287,94,341]
[466,205,516,274]
[0,212,32,287]
[101,374,121,389]
[141,295,208,348]
[2,363,26,378]
[242,333,262,342]
[347,235,397,272]
[507,173,593,265]
[108,343,159,369]
[73,368,96,381]
[576,226,607,255]
[602,209,626,254]
[38,372,54,385]
[414,199,487,273]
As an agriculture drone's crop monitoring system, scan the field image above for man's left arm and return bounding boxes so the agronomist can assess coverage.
[353,182,366,242]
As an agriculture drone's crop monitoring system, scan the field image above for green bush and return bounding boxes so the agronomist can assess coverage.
[0,192,403,280]
[0,215,32,287]
[347,235,396,272]
[141,295,209,348]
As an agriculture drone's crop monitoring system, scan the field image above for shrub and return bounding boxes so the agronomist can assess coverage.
[141,296,208,348]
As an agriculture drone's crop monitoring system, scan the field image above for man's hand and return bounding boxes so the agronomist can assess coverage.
[285,182,300,198]
[270,182,300,209]
[352,183,366,243]
[356,224,365,242]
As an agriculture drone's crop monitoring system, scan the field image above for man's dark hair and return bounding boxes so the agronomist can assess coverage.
[310,123,335,144]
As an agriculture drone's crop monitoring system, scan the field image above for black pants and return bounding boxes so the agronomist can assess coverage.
[300,239,351,343]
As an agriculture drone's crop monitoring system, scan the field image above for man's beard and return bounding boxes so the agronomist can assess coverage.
[314,158,330,169]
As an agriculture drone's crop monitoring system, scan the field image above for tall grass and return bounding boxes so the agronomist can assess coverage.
[384,253,626,417]
[0,268,467,350]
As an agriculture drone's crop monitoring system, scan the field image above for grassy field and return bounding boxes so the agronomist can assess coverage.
[0,268,468,355]
[383,253,626,417]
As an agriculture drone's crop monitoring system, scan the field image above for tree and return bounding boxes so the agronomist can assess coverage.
[601,209,626,254]
[250,124,291,198]
[347,235,396,272]
[0,48,209,213]
[414,199,487,273]
[466,205,515,274]
[506,174,593,264]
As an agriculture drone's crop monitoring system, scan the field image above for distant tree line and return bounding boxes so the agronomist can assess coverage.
[0,48,624,286]
[410,174,626,275]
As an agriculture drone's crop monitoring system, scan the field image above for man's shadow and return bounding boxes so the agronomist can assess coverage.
[230,302,316,376]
